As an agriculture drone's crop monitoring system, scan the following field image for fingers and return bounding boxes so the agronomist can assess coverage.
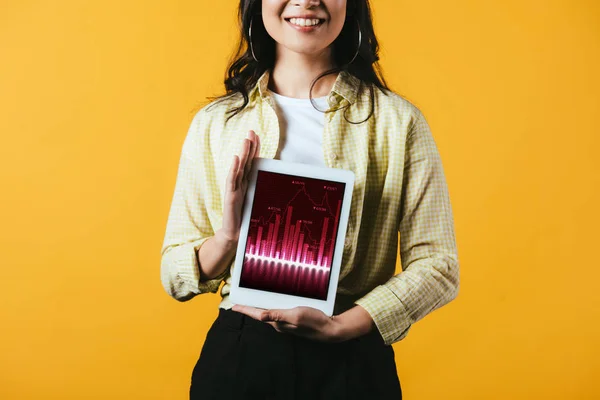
[266,321,297,334]
[235,139,251,188]
[232,305,299,334]
[226,155,240,192]
[232,305,295,325]
[235,131,259,189]
[274,321,299,331]
[231,304,267,320]
[255,133,261,158]
[269,321,316,338]
[250,307,301,325]
[243,131,258,180]
[232,305,315,328]
[232,305,335,340]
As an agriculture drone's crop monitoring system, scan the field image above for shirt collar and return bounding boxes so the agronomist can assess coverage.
[250,69,361,106]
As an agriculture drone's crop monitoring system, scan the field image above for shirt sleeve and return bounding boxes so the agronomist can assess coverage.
[354,108,460,345]
[160,109,228,302]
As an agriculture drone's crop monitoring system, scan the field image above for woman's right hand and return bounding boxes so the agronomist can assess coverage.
[217,130,261,245]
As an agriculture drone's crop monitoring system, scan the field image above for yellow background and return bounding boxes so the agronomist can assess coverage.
[1,0,598,398]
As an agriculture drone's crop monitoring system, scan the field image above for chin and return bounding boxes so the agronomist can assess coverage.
[285,43,329,56]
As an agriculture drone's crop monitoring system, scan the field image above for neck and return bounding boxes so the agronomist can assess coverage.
[268,46,338,99]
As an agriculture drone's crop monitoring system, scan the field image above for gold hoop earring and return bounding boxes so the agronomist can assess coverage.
[249,18,259,62]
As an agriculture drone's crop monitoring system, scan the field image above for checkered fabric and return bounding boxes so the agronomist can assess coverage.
[160,69,460,345]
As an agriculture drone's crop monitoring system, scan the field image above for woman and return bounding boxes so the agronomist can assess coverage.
[160,0,460,398]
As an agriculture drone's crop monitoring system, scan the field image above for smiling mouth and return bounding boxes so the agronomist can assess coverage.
[284,18,326,28]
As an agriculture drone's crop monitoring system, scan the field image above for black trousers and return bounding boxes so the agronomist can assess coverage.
[190,308,402,400]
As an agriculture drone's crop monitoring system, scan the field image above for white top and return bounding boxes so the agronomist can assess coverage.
[269,90,329,167]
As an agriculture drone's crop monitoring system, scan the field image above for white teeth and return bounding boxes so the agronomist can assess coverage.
[289,18,321,27]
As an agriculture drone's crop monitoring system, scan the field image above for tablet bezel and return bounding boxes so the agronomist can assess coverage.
[229,158,355,316]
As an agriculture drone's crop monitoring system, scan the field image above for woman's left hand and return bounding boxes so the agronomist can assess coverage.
[231,304,375,343]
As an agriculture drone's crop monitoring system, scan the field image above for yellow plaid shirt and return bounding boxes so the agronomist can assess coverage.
[160,69,460,345]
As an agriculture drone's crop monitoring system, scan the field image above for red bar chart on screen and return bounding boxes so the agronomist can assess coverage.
[239,170,346,300]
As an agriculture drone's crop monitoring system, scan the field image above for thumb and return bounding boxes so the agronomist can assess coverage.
[262,309,285,322]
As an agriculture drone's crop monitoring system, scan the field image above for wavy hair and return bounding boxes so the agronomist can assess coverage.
[207,0,390,124]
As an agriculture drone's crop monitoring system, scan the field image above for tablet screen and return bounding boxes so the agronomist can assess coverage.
[239,170,347,300]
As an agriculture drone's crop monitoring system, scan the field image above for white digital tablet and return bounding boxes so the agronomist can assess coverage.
[229,158,355,316]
